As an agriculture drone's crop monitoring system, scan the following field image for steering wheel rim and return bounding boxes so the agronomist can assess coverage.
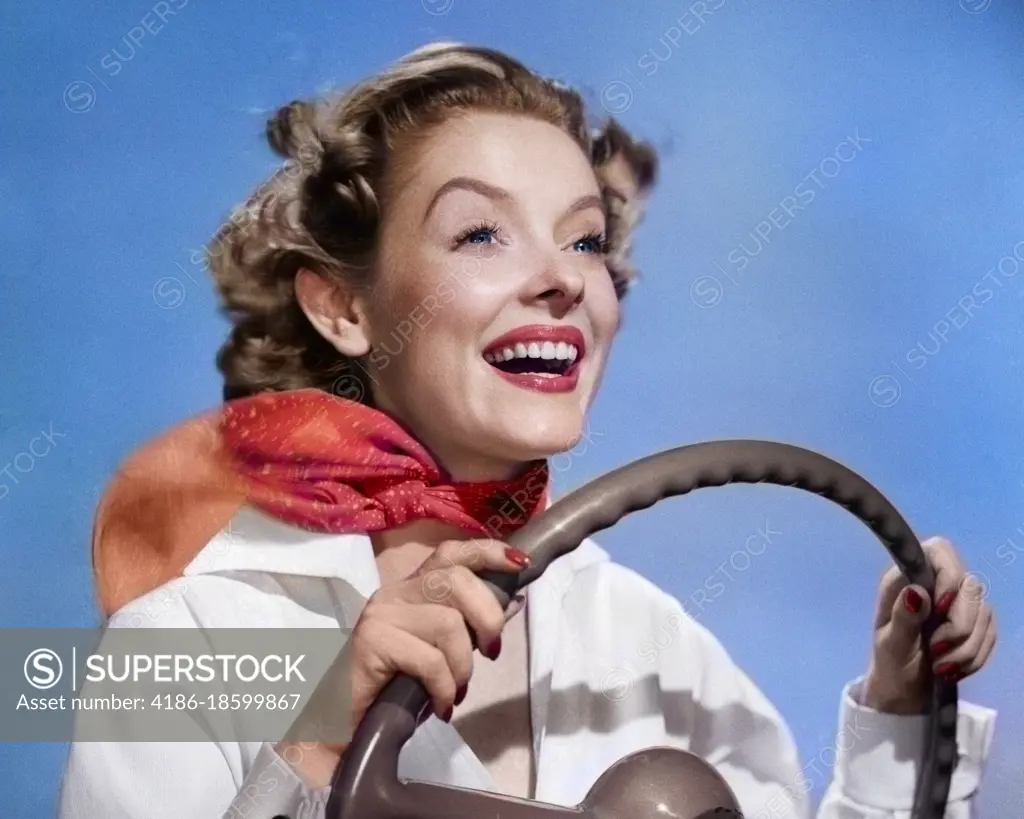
[326,440,959,819]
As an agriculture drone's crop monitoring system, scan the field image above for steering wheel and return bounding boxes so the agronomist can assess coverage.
[324,440,958,819]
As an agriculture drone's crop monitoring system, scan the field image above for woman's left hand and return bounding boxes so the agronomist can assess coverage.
[861,536,997,714]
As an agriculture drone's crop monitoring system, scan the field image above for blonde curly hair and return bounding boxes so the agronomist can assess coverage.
[207,42,658,401]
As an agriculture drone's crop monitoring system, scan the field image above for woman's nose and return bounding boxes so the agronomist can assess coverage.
[529,259,586,316]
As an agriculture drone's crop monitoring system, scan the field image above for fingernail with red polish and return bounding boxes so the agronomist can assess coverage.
[485,636,502,660]
[931,641,952,656]
[441,705,453,722]
[505,547,530,568]
[935,662,958,678]
[936,591,957,617]
[454,684,468,705]
[905,588,923,614]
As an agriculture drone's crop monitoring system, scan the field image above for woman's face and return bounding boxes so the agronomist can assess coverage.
[359,111,620,479]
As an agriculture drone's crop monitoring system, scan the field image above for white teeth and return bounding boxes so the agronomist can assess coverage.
[484,340,582,362]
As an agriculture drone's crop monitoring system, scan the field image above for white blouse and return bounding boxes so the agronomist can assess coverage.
[57,505,996,819]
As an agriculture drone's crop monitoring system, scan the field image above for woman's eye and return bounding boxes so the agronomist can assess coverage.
[455,222,502,248]
[465,228,496,244]
[573,233,607,254]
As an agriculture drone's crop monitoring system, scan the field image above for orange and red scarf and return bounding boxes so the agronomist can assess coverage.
[92,389,548,616]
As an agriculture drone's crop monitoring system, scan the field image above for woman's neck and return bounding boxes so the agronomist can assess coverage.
[371,394,528,483]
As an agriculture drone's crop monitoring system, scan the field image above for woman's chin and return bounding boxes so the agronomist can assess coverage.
[493,420,586,463]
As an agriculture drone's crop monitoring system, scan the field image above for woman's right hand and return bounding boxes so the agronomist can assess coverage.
[275,537,531,787]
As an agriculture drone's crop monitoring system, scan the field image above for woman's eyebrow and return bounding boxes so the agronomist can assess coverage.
[422,179,605,225]
[561,193,605,222]
[422,176,512,223]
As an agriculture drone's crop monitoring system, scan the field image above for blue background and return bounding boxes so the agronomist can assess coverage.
[2,0,1022,814]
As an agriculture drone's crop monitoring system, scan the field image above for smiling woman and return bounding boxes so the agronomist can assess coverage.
[209,48,654,472]
[286,107,625,470]
[57,41,997,819]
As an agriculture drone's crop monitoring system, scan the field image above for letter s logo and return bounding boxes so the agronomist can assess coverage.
[24,649,63,690]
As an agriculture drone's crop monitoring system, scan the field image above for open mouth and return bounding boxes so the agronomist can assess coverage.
[481,326,587,393]
[483,340,580,378]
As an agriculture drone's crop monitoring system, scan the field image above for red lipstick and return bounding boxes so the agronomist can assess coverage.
[482,325,586,394]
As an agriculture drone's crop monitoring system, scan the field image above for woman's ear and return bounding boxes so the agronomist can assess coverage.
[294,267,372,358]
